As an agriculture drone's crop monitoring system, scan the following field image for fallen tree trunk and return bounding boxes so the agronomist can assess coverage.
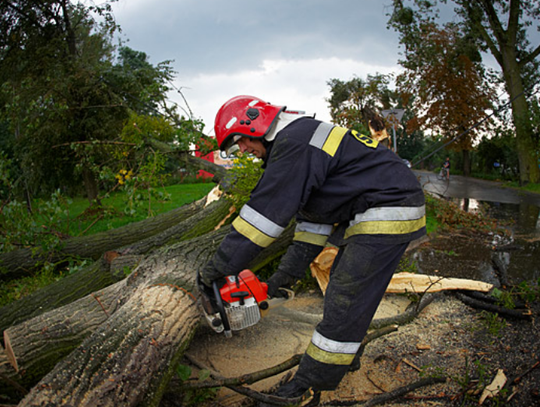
[0,195,208,278]
[6,230,216,406]
[0,197,234,334]
[19,280,200,407]
[1,224,294,404]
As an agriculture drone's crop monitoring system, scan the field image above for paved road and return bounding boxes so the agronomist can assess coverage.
[414,170,540,206]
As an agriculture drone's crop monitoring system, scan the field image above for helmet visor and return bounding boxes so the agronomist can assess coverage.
[221,135,241,156]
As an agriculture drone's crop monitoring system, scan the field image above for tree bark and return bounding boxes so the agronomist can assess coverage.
[0,195,207,278]
[1,228,220,404]
[1,223,294,404]
[0,197,234,335]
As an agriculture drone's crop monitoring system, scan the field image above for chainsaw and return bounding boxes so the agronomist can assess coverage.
[197,269,293,338]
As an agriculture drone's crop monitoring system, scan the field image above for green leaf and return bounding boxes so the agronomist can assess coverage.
[176,364,192,381]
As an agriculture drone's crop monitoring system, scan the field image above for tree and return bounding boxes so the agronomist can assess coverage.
[326,74,395,132]
[392,19,495,176]
[390,0,540,184]
[0,1,184,203]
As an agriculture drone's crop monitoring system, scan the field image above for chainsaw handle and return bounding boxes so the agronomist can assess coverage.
[212,280,231,337]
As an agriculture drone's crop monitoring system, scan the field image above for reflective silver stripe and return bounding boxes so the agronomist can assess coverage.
[309,122,334,149]
[295,222,333,236]
[350,205,425,226]
[240,205,284,238]
[311,330,360,355]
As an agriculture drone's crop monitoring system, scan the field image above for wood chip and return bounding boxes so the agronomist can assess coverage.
[479,369,507,405]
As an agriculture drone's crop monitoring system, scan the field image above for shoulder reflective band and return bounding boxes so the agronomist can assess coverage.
[309,123,349,157]
[345,205,426,238]
[306,330,360,366]
[293,222,333,246]
[232,205,285,248]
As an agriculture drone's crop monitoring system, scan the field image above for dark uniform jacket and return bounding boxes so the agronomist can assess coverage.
[210,117,426,278]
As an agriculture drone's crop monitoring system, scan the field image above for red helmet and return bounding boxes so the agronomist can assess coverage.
[214,95,285,152]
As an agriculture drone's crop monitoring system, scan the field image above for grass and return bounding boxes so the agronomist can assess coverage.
[60,183,215,237]
[504,180,540,194]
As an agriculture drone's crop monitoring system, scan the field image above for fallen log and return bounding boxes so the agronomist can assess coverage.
[310,247,494,295]
[0,197,234,334]
[1,224,295,404]
[13,231,210,406]
[0,194,207,278]
[18,282,200,407]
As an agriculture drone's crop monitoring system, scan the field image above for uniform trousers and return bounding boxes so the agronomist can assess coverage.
[293,236,409,390]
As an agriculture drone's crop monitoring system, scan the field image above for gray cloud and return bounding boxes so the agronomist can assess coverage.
[110,0,401,128]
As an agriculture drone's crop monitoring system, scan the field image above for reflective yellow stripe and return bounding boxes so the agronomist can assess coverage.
[233,217,276,247]
[239,205,284,238]
[322,126,348,157]
[306,343,355,365]
[344,216,426,238]
[352,205,425,223]
[351,130,379,148]
[293,231,328,246]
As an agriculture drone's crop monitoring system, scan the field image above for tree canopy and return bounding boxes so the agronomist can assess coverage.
[326,74,396,133]
[389,0,540,183]
[0,0,208,204]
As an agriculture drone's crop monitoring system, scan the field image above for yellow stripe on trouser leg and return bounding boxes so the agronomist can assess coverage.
[306,343,356,365]
[345,216,426,238]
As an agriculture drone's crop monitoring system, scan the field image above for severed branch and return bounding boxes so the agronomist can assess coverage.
[179,353,302,390]
[324,376,447,407]
[370,292,438,329]
[454,292,532,320]
[502,359,540,396]
[362,377,447,407]
[168,353,304,406]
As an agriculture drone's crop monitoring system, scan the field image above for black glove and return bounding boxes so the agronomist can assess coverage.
[266,271,296,298]
[199,261,226,288]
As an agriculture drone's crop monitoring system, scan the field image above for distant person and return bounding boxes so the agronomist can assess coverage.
[442,157,450,181]
[199,95,426,406]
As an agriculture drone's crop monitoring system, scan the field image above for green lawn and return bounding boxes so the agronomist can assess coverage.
[62,182,215,237]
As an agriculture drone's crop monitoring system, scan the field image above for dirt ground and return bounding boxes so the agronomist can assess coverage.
[179,232,540,407]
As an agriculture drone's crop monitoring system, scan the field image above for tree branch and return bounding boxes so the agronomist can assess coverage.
[520,43,540,67]
[362,376,447,407]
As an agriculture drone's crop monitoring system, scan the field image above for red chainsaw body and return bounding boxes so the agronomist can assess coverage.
[219,269,268,304]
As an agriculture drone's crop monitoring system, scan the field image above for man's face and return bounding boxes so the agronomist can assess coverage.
[236,137,267,159]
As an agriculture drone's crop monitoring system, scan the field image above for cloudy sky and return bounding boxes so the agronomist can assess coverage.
[110,0,405,134]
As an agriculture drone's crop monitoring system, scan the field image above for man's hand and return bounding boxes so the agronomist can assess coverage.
[199,262,226,288]
[266,271,296,298]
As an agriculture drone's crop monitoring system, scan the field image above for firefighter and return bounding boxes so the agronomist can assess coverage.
[200,95,426,406]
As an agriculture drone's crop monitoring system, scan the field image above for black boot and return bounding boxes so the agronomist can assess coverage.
[257,378,320,406]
